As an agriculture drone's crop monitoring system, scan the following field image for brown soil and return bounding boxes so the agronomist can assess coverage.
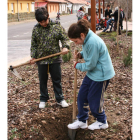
[8,31,132,140]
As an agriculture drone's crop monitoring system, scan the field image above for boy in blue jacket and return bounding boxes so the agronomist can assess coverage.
[67,19,115,130]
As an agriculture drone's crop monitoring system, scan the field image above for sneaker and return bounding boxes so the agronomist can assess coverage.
[67,120,88,129]
[39,102,46,109]
[57,100,69,108]
[88,120,108,130]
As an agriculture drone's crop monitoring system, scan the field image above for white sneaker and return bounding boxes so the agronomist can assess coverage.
[88,120,108,130]
[67,120,88,129]
[57,100,69,107]
[39,102,46,108]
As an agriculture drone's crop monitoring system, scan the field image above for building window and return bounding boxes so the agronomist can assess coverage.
[11,3,14,13]
[27,3,29,12]
[20,3,22,10]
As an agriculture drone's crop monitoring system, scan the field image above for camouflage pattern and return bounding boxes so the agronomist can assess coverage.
[31,19,70,64]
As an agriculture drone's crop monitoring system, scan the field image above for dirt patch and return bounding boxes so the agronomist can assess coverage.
[8,31,132,140]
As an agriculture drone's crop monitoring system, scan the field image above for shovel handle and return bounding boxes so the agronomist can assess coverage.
[9,51,69,70]
[73,49,78,121]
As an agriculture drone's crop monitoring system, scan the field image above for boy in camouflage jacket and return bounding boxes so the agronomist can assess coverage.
[30,7,70,108]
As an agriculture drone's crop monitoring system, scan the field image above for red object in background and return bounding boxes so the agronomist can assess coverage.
[104,19,107,27]
[83,15,88,20]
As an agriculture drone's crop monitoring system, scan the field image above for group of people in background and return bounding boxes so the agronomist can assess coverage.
[101,5,125,34]
[76,5,125,35]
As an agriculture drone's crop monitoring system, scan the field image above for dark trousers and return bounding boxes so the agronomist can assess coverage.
[38,63,64,103]
[77,76,109,123]
[114,21,121,34]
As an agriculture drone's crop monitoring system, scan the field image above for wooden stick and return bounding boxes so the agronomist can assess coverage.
[10,51,69,70]
[73,49,78,120]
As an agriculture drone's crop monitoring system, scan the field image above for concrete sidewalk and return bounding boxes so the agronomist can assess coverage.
[8,20,132,68]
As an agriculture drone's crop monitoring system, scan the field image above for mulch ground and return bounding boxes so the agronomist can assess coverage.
[8,31,132,140]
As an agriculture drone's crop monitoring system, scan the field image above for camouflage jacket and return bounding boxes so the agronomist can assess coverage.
[30,19,70,64]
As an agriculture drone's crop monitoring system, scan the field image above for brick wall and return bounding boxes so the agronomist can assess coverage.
[8,12,35,22]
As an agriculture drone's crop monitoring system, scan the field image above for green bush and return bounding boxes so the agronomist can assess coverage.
[127,31,132,36]
[62,50,72,62]
[123,47,132,67]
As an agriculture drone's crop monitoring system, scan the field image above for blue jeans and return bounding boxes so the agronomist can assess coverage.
[77,75,109,123]
[103,19,113,32]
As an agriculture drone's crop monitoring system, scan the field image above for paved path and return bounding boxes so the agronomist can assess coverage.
[8,19,132,68]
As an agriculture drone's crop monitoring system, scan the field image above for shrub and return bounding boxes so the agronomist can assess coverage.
[127,31,132,36]
[123,47,132,67]
[62,50,72,62]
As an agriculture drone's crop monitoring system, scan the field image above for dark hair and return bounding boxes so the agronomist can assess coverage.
[68,19,91,39]
[79,7,83,11]
[35,7,49,22]
[107,5,110,8]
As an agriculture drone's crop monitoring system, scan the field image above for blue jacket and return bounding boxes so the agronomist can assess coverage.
[76,29,115,81]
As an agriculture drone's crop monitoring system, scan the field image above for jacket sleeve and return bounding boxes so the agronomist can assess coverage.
[58,24,70,49]
[30,27,38,58]
[76,44,99,72]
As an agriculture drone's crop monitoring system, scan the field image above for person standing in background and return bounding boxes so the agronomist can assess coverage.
[119,6,125,30]
[105,5,112,18]
[76,7,85,21]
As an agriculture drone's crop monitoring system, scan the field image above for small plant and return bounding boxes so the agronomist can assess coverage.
[123,47,132,67]
[127,31,132,36]
[109,36,116,41]
[115,97,120,101]
[10,128,21,140]
[62,50,72,62]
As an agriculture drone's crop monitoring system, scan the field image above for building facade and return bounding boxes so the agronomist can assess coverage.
[8,0,35,22]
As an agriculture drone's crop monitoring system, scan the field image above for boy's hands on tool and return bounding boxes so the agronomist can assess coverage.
[62,48,69,54]
[30,58,36,64]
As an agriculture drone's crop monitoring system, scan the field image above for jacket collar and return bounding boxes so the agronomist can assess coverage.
[84,29,92,44]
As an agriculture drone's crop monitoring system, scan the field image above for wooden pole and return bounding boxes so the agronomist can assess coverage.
[73,49,78,121]
[103,0,105,17]
[126,0,128,37]
[99,0,101,19]
[91,0,96,33]
[117,1,120,51]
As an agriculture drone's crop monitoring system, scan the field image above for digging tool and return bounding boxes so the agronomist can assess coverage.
[68,49,78,140]
[9,51,69,80]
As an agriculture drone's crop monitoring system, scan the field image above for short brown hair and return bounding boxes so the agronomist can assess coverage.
[107,5,110,8]
[68,19,91,39]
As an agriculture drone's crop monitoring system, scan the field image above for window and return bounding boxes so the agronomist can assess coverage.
[11,3,14,13]
[20,3,22,10]
[27,3,29,12]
